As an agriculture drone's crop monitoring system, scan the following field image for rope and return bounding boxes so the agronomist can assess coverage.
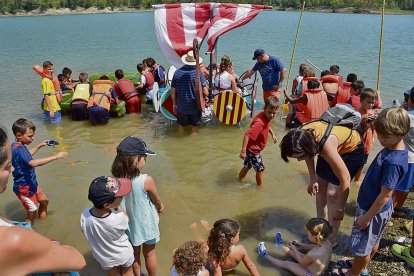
[376,0,386,92]
[280,0,306,123]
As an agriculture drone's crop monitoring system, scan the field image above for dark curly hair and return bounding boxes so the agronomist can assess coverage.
[280,128,318,162]
[173,241,207,275]
[207,219,240,265]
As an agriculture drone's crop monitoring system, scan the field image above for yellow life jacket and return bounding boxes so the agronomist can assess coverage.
[72,83,91,103]
[88,80,114,111]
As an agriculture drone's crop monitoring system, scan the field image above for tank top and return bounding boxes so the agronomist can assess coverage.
[213,71,232,95]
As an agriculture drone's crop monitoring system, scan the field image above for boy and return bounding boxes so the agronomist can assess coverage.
[88,75,119,125]
[80,176,134,275]
[146,57,166,89]
[11,118,68,223]
[354,88,379,181]
[239,96,278,186]
[340,107,410,276]
[41,61,62,123]
[71,72,92,121]
[57,74,73,92]
[62,67,78,89]
[136,63,154,104]
[114,69,141,113]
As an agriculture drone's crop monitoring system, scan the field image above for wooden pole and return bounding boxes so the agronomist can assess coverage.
[376,0,386,92]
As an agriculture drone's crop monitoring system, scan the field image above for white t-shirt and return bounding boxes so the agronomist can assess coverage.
[140,74,147,85]
[80,208,133,270]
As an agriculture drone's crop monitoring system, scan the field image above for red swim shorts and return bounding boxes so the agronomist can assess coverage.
[16,185,48,212]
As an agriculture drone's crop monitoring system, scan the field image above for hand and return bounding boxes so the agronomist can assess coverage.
[55,152,68,160]
[272,134,277,144]
[239,150,246,160]
[39,140,49,148]
[355,215,369,230]
[307,181,319,196]
[333,208,345,221]
[49,110,55,118]
[173,104,177,114]
[158,202,165,214]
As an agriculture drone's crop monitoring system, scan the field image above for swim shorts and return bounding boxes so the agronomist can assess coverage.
[243,151,265,172]
[177,111,201,127]
[263,88,281,102]
[16,185,48,212]
[43,111,62,124]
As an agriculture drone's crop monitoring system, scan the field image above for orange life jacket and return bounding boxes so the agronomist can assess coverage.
[115,79,138,101]
[296,77,320,111]
[296,89,330,124]
[32,65,61,93]
[88,80,114,111]
[143,72,155,92]
[321,75,342,98]
[336,82,351,104]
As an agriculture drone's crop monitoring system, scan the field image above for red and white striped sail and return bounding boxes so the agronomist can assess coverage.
[153,3,269,68]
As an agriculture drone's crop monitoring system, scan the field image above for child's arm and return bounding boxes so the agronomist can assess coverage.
[210,259,223,276]
[240,134,249,160]
[268,126,277,143]
[144,175,164,213]
[240,245,260,276]
[44,95,55,117]
[283,88,307,104]
[355,186,393,229]
[288,244,314,267]
[29,140,48,156]
[373,89,382,109]
[304,157,318,196]
[28,152,67,168]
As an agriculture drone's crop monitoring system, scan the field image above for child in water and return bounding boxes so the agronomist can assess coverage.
[207,219,260,276]
[111,136,164,276]
[171,240,209,276]
[258,218,332,276]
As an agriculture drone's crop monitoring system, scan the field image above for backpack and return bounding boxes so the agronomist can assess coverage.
[302,103,362,151]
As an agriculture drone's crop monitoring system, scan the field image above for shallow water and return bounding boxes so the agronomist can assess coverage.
[0,11,413,275]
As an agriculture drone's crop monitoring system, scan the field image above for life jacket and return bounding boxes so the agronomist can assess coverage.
[152,64,166,84]
[295,77,320,111]
[88,80,114,111]
[32,65,61,93]
[115,79,138,101]
[321,75,341,98]
[336,82,351,104]
[71,83,90,103]
[143,71,154,92]
[296,89,330,124]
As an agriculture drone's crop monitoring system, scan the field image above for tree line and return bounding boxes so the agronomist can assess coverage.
[1,0,413,14]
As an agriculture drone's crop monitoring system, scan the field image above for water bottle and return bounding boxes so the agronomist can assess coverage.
[275,232,283,247]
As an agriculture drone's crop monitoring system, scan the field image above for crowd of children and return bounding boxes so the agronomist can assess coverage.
[2,56,411,275]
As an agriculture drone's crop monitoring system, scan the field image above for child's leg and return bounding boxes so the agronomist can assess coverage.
[238,166,250,181]
[264,255,310,275]
[256,171,264,186]
[327,183,340,245]
[143,243,157,276]
[132,245,142,276]
[26,211,36,223]
[120,265,134,276]
[347,255,370,276]
[36,187,49,219]
[315,176,329,220]
[107,266,121,276]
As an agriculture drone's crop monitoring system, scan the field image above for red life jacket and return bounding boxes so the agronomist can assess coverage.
[143,72,155,92]
[336,82,351,104]
[321,75,340,99]
[115,79,138,101]
[296,77,320,111]
[296,89,330,124]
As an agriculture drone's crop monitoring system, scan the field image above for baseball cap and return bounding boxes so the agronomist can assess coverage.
[116,136,156,156]
[404,88,411,96]
[88,176,132,207]
[252,49,265,60]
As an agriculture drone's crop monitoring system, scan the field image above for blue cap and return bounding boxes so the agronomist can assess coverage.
[252,49,265,60]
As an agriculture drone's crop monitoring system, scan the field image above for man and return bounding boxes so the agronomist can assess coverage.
[239,49,286,102]
[171,51,208,134]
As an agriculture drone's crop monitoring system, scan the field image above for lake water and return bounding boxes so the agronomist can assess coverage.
[0,11,413,275]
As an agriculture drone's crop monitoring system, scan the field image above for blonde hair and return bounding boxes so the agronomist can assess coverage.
[303,67,315,78]
[306,218,331,246]
[219,55,233,72]
[374,107,410,137]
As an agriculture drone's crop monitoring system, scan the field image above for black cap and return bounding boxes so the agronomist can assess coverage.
[88,176,132,207]
[117,136,156,156]
[252,49,265,60]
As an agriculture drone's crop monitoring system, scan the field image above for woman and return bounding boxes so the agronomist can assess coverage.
[280,122,364,247]
[0,126,86,275]
[212,55,239,96]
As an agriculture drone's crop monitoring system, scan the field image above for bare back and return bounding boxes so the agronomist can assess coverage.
[306,241,332,275]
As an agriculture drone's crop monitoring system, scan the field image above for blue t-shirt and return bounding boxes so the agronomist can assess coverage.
[11,142,38,196]
[171,65,206,115]
[252,55,285,91]
[154,65,166,88]
[357,148,408,212]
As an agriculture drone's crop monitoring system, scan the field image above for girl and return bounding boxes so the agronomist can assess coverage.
[171,240,209,276]
[207,219,259,276]
[258,218,332,276]
[111,136,165,276]
[212,56,239,96]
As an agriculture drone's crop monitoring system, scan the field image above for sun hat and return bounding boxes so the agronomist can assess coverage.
[117,136,156,156]
[181,51,203,66]
[252,49,265,60]
[88,176,132,206]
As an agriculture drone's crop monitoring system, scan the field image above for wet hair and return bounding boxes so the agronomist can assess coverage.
[219,55,233,72]
[12,118,36,136]
[299,63,308,76]
[303,67,315,78]
[111,154,143,179]
[79,72,88,83]
[57,74,66,82]
[172,241,207,275]
[0,126,9,168]
[280,128,318,162]
[115,69,124,80]
[346,73,357,83]
[137,63,145,73]
[410,87,414,104]
[320,70,330,78]
[99,75,110,80]
[307,79,320,90]
[264,96,279,109]
[43,60,53,68]
[350,80,365,94]
[374,107,410,137]
[306,218,332,246]
[207,219,240,265]
[62,67,72,75]
[360,88,376,101]
[146,57,156,67]
[329,65,339,74]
